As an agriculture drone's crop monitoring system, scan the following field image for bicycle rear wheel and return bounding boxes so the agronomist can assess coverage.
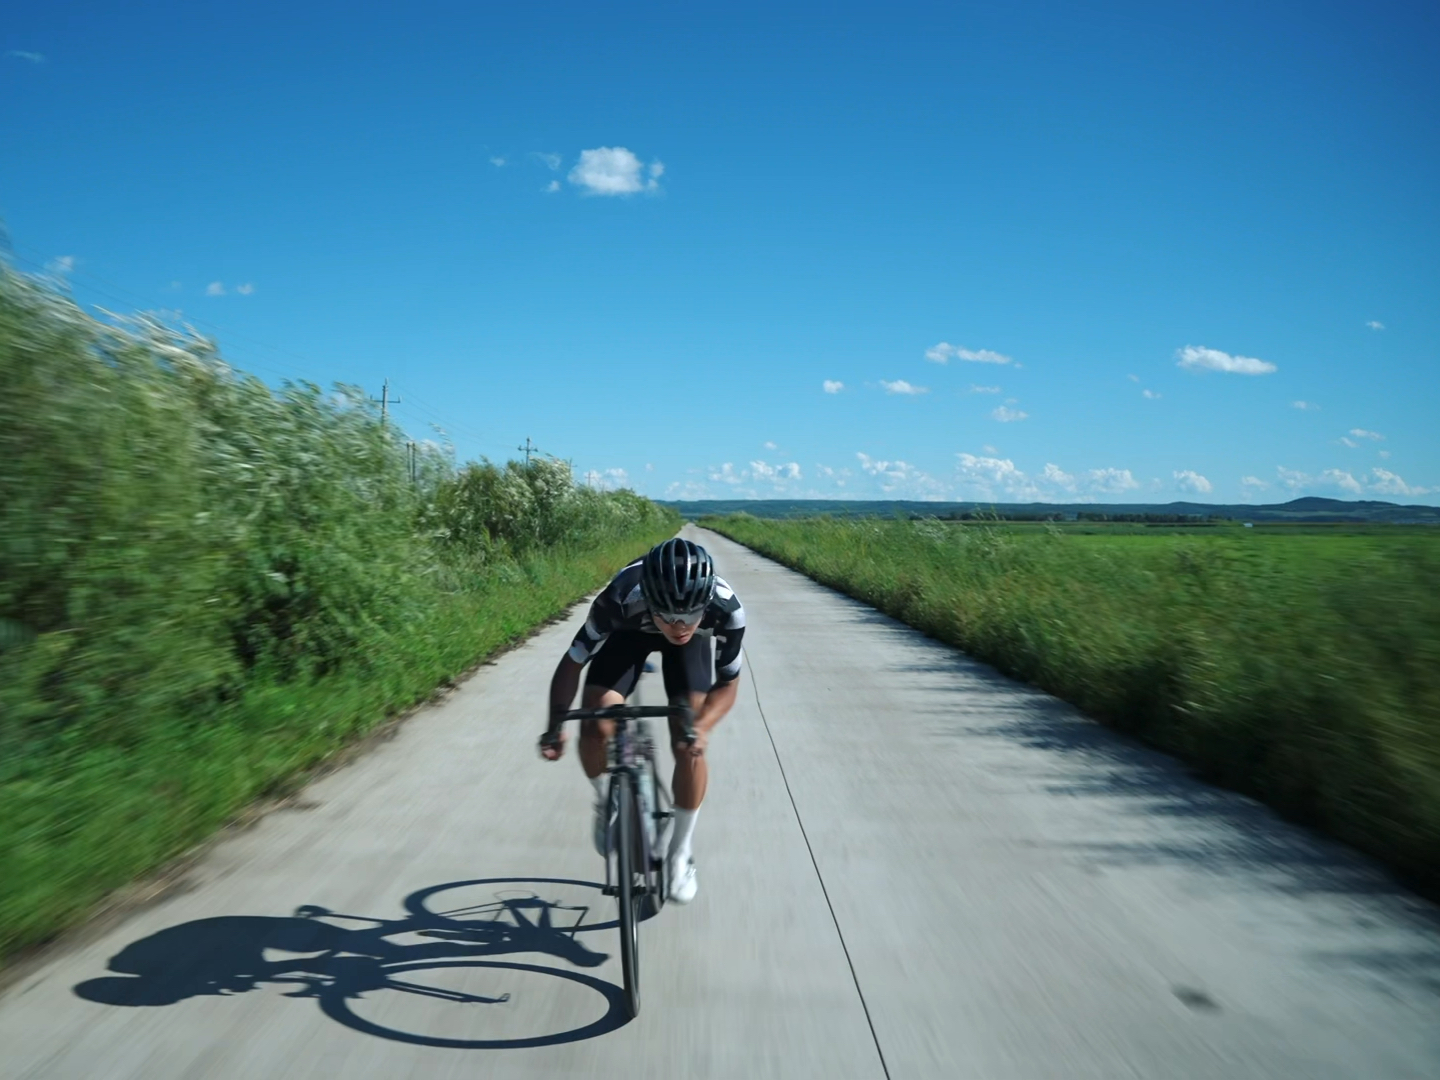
[614,771,641,1018]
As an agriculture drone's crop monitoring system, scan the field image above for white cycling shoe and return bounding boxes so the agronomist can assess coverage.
[668,858,699,904]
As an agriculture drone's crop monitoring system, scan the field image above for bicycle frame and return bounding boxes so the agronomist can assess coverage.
[560,702,693,1018]
[564,703,693,901]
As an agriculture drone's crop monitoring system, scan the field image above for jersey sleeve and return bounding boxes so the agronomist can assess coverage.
[567,588,623,664]
[711,578,746,685]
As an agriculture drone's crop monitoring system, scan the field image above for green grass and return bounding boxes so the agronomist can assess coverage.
[0,264,679,964]
[706,514,1440,894]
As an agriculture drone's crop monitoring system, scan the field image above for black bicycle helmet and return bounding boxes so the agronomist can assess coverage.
[639,538,716,615]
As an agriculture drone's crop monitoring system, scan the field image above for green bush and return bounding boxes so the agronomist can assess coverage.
[707,514,1440,896]
[0,265,678,962]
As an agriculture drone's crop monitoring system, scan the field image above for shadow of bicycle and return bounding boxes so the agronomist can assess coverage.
[73,877,632,1049]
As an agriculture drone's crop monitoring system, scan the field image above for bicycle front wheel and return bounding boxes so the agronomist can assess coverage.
[613,771,641,1018]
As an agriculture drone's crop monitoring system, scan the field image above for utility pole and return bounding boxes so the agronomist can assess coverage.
[518,437,538,465]
[371,379,400,422]
[406,441,417,484]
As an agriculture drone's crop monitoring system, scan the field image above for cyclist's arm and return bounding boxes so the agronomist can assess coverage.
[695,676,739,735]
[696,591,745,734]
[548,587,622,732]
[548,655,584,733]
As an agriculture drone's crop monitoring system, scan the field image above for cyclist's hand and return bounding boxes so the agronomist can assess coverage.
[677,728,707,758]
[539,729,566,761]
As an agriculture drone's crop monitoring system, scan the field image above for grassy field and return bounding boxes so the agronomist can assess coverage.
[0,265,678,964]
[705,514,1440,895]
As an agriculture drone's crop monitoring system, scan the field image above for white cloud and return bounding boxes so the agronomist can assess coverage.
[881,379,928,395]
[206,281,225,296]
[955,453,1039,500]
[969,385,1001,394]
[1277,466,1310,491]
[583,467,630,491]
[925,342,1013,365]
[1142,389,1161,399]
[1320,468,1363,494]
[1350,428,1384,441]
[568,147,663,195]
[1175,345,1277,375]
[1127,374,1140,383]
[1369,468,1431,497]
[46,255,75,275]
[489,156,507,167]
[1174,470,1213,494]
[5,50,44,63]
[1366,320,1385,331]
[750,459,802,482]
[1338,437,1359,448]
[992,406,1028,422]
[666,479,712,500]
[534,152,562,170]
[983,445,999,455]
[645,463,654,471]
[1241,476,1269,489]
[545,180,561,193]
[1087,467,1140,493]
[1378,450,1391,459]
[763,440,778,450]
[709,463,744,485]
[236,283,254,296]
[857,453,948,498]
[1041,463,1076,490]
[701,460,803,492]
[1278,465,1426,498]
[947,455,1144,501]
[1293,400,1320,410]
[823,379,845,394]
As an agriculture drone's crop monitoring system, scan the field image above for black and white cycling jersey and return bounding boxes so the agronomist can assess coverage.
[567,560,746,685]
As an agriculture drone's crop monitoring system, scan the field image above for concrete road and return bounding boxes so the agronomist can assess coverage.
[2,526,1438,1079]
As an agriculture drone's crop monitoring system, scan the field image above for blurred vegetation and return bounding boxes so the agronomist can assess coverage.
[0,265,678,963]
[706,514,1440,896]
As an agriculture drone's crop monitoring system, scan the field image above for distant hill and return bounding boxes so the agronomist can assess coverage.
[662,497,1440,525]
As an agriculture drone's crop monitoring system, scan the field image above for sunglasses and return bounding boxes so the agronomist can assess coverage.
[653,609,705,627]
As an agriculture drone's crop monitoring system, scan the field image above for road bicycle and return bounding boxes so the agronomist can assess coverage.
[546,702,694,1018]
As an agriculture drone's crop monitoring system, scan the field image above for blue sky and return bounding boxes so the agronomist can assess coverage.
[3,0,1437,504]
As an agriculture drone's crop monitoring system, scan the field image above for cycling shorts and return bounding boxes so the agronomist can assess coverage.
[583,630,714,700]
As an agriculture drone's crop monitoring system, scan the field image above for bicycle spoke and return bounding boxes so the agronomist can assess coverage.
[383,977,512,1005]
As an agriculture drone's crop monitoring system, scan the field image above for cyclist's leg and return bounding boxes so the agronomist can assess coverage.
[660,638,710,901]
[579,631,654,781]
[660,636,712,810]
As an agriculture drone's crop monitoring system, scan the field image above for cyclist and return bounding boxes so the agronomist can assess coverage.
[539,537,744,904]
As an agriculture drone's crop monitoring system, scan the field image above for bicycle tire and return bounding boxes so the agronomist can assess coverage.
[641,755,666,920]
[614,771,641,1018]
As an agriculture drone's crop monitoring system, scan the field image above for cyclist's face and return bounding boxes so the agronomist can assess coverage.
[652,611,699,644]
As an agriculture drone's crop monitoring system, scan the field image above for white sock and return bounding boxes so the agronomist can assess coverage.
[669,806,700,865]
[590,775,607,803]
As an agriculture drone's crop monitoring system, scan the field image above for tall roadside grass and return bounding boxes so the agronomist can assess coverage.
[706,514,1440,895]
[0,265,678,963]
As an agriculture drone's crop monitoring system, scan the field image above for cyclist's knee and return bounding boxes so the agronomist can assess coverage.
[579,717,614,740]
[583,684,624,707]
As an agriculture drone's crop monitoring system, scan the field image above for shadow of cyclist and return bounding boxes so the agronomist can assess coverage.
[74,890,607,1009]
